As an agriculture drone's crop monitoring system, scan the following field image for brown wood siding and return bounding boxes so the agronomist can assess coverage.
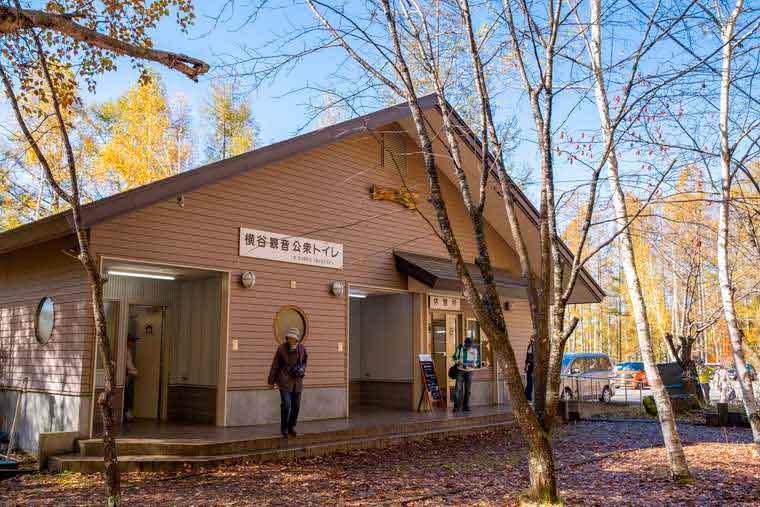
[0,236,92,395]
[167,385,216,424]
[90,127,525,392]
[351,381,413,411]
[505,299,533,370]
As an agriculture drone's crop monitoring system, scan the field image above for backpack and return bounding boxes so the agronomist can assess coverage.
[448,345,462,379]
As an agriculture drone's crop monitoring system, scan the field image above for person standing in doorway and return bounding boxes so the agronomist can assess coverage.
[268,328,308,438]
[524,334,537,403]
[453,337,480,412]
[124,334,139,422]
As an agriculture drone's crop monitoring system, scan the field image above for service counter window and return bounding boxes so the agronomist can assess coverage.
[94,300,120,387]
[465,318,491,368]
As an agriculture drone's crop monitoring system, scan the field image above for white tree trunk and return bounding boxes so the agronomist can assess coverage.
[586,0,691,478]
[716,0,760,453]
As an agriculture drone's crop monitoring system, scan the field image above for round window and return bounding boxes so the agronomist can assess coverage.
[273,305,309,344]
[35,296,55,345]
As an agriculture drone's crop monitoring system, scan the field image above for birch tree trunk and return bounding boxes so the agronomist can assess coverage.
[716,0,760,453]
[585,0,691,479]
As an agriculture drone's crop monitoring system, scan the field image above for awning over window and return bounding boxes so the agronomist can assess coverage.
[394,251,528,299]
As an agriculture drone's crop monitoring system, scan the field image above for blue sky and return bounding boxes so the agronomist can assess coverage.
[5,1,668,213]
[84,2,558,202]
[11,1,745,213]
[88,3,345,146]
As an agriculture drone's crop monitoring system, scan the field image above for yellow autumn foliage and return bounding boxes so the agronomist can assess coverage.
[95,73,187,189]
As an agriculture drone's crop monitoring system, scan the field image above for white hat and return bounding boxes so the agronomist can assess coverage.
[285,327,302,341]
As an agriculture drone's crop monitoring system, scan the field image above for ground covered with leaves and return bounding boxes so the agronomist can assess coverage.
[1,421,757,506]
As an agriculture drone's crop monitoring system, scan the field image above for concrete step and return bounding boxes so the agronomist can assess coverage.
[50,420,513,474]
[77,412,512,458]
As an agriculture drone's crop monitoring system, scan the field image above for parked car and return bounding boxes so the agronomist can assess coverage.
[560,353,616,403]
[613,361,649,389]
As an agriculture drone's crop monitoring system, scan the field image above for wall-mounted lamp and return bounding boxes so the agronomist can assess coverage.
[330,280,345,297]
[241,271,256,289]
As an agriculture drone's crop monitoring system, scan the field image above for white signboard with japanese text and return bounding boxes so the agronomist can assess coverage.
[239,228,344,269]
[428,294,461,311]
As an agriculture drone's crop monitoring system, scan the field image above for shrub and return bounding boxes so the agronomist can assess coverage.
[643,395,658,416]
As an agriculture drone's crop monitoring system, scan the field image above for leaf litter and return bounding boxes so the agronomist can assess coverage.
[1,421,757,506]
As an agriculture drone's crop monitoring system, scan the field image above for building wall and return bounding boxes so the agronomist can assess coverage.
[99,274,219,426]
[349,300,361,382]
[350,293,413,410]
[172,277,220,388]
[497,299,534,404]
[170,277,220,423]
[358,294,412,382]
[0,125,549,444]
[0,389,90,452]
[0,236,92,395]
[0,236,92,450]
[84,126,525,425]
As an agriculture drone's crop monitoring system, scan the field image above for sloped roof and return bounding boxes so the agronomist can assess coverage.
[0,94,603,301]
[0,96,438,255]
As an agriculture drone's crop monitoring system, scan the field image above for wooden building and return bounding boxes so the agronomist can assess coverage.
[0,96,603,452]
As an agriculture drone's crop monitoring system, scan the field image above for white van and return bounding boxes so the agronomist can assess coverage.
[560,353,616,403]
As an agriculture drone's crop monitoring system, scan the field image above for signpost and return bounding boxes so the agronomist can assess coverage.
[417,354,444,411]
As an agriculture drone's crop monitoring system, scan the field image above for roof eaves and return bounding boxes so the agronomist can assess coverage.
[0,95,439,255]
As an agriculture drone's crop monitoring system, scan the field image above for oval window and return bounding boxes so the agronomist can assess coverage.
[273,305,309,344]
[35,296,55,345]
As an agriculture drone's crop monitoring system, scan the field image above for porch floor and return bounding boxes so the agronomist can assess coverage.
[50,405,514,473]
[116,404,513,443]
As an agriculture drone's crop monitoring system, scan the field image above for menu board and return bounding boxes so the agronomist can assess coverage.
[418,354,443,410]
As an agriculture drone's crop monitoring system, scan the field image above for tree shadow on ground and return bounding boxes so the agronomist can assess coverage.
[0,420,757,506]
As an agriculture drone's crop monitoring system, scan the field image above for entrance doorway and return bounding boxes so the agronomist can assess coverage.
[126,305,167,420]
[348,287,413,412]
[90,258,227,436]
[430,311,462,406]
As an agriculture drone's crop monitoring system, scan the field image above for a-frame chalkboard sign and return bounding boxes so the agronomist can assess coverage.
[417,354,444,411]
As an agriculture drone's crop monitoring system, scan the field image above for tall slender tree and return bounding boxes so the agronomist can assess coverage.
[203,83,258,161]
[0,2,208,505]
[712,0,760,453]
[580,0,691,479]
[94,73,194,190]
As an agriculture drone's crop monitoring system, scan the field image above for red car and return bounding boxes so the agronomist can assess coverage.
[614,362,649,389]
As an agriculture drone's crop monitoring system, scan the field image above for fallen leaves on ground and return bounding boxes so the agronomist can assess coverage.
[1,421,757,506]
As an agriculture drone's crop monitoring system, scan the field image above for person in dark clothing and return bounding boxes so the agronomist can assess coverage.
[524,334,536,402]
[124,334,139,422]
[268,327,308,438]
[452,337,480,412]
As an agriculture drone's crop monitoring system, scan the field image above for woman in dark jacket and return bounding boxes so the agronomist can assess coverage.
[524,334,536,402]
[268,328,308,438]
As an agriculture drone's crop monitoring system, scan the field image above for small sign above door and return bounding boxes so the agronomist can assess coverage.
[239,228,344,269]
[429,295,461,311]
